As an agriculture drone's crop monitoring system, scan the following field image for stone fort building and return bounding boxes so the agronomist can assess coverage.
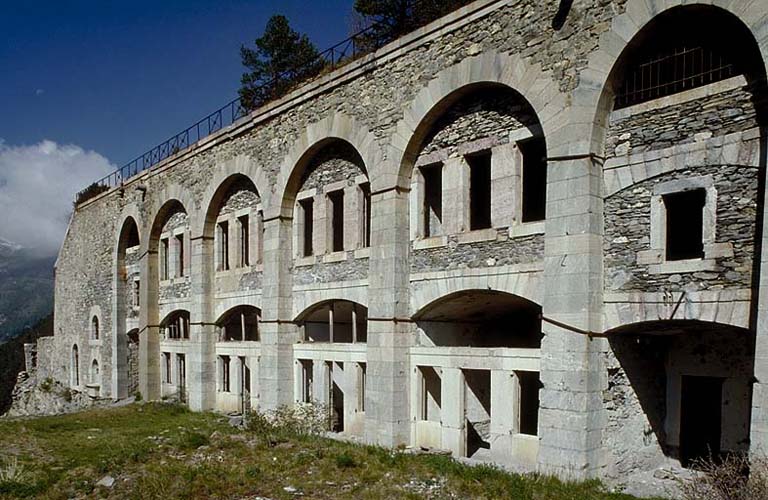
[27,0,768,491]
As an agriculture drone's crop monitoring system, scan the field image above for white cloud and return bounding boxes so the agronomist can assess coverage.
[0,139,115,256]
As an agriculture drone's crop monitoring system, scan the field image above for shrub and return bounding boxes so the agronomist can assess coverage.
[75,182,110,206]
[39,378,53,393]
[335,452,357,469]
[681,453,768,500]
[179,431,210,450]
[134,391,142,402]
[59,388,72,403]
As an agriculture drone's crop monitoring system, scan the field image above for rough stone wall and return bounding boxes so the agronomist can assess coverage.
[606,85,759,158]
[293,257,370,286]
[604,165,758,292]
[127,337,139,396]
[218,181,261,217]
[412,232,543,273]
[300,142,366,192]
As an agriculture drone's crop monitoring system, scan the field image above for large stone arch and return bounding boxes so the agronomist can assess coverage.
[196,155,270,238]
[580,1,768,153]
[271,113,382,219]
[386,50,568,191]
[111,207,142,400]
[146,184,195,251]
[292,289,369,321]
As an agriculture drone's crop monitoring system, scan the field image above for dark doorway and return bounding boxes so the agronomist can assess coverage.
[680,375,723,467]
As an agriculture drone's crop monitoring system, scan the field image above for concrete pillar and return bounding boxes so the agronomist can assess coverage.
[188,234,216,411]
[138,247,161,400]
[112,270,128,400]
[312,360,328,405]
[259,216,299,410]
[442,367,466,457]
[491,142,519,228]
[538,155,605,478]
[442,156,470,234]
[365,186,411,446]
[490,370,517,462]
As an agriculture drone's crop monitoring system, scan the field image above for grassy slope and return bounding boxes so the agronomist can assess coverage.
[0,404,654,500]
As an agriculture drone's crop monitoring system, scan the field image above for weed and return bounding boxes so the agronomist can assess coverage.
[681,453,768,500]
[335,452,357,468]
[39,377,54,393]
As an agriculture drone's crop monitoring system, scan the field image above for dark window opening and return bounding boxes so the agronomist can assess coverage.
[329,190,345,252]
[419,366,441,422]
[160,238,170,280]
[239,215,250,267]
[300,359,313,403]
[217,221,229,271]
[360,183,371,248]
[421,164,443,237]
[163,352,172,384]
[257,210,265,264]
[518,371,541,436]
[175,233,184,277]
[468,152,492,230]
[358,362,366,412]
[330,362,345,432]
[241,357,250,394]
[218,306,260,342]
[163,311,190,340]
[664,189,705,261]
[464,369,491,458]
[220,356,231,392]
[300,198,314,257]
[520,138,547,223]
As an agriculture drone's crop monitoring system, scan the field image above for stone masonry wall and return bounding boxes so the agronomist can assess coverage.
[293,256,370,286]
[412,232,544,273]
[604,165,758,293]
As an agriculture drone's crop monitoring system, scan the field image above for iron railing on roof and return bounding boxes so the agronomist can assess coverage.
[76,1,463,205]
[615,46,736,109]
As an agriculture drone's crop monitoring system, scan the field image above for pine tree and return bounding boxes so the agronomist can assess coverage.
[239,15,325,111]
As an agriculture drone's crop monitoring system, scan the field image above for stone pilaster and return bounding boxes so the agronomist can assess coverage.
[138,248,160,400]
[187,235,216,411]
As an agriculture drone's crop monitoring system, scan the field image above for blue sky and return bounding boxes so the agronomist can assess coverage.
[0,0,354,164]
[0,0,354,254]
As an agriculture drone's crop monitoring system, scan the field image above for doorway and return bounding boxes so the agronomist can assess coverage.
[680,375,723,467]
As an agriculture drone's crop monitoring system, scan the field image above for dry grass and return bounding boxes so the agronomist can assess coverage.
[681,453,768,500]
[0,403,650,499]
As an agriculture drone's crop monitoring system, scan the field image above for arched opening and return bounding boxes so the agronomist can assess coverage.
[90,359,100,385]
[406,83,547,242]
[115,216,141,399]
[160,310,190,340]
[410,289,542,463]
[285,139,371,260]
[296,300,368,343]
[606,321,754,471]
[204,175,263,274]
[71,344,79,387]
[216,305,261,342]
[413,290,542,348]
[91,316,99,340]
[150,200,189,286]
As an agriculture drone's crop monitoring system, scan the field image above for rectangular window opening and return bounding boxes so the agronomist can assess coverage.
[517,370,541,436]
[238,214,250,267]
[467,151,492,230]
[257,210,264,264]
[175,233,185,277]
[419,366,442,422]
[160,238,170,280]
[132,279,140,308]
[358,362,366,412]
[163,352,172,384]
[220,355,231,393]
[217,221,230,271]
[520,138,547,223]
[664,189,706,261]
[329,190,345,252]
[360,183,371,248]
[300,359,313,403]
[421,164,443,237]
[300,198,314,257]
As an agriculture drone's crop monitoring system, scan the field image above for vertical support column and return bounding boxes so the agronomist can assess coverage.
[188,234,216,411]
[112,273,127,400]
[442,156,470,234]
[751,129,768,454]
[138,246,161,401]
[328,303,335,344]
[490,142,519,227]
[365,185,411,446]
[259,215,299,410]
[314,193,327,256]
[345,184,360,250]
[410,168,425,239]
[312,360,327,405]
[538,155,605,478]
[490,370,517,463]
[442,367,466,457]
[352,304,358,344]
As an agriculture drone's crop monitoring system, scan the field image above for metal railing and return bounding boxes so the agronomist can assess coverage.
[76,3,439,204]
[616,46,735,109]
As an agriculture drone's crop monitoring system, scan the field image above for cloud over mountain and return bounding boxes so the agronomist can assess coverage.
[0,140,114,257]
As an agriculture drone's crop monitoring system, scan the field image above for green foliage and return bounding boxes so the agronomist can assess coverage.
[39,378,53,393]
[334,452,357,468]
[134,390,143,402]
[239,15,325,111]
[352,0,472,51]
[74,182,109,206]
[59,387,72,402]
[178,431,210,450]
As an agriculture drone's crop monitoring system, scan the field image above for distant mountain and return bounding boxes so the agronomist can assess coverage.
[0,238,55,343]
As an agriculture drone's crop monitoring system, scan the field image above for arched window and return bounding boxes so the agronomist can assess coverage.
[216,305,261,342]
[161,310,190,340]
[91,316,100,340]
[71,344,80,387]
[297,300,367,343]
[90,359,100,384]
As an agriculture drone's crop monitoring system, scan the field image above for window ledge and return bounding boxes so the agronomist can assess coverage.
[323,251,348,264]
[295,256,317,267]
[354,247,371,259]
[509,221,545,238]
[413,235,448,250]
[649,258,717,275]
[456,228,498,244]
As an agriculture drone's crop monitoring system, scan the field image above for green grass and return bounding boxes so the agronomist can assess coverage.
[0,403,649,499]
